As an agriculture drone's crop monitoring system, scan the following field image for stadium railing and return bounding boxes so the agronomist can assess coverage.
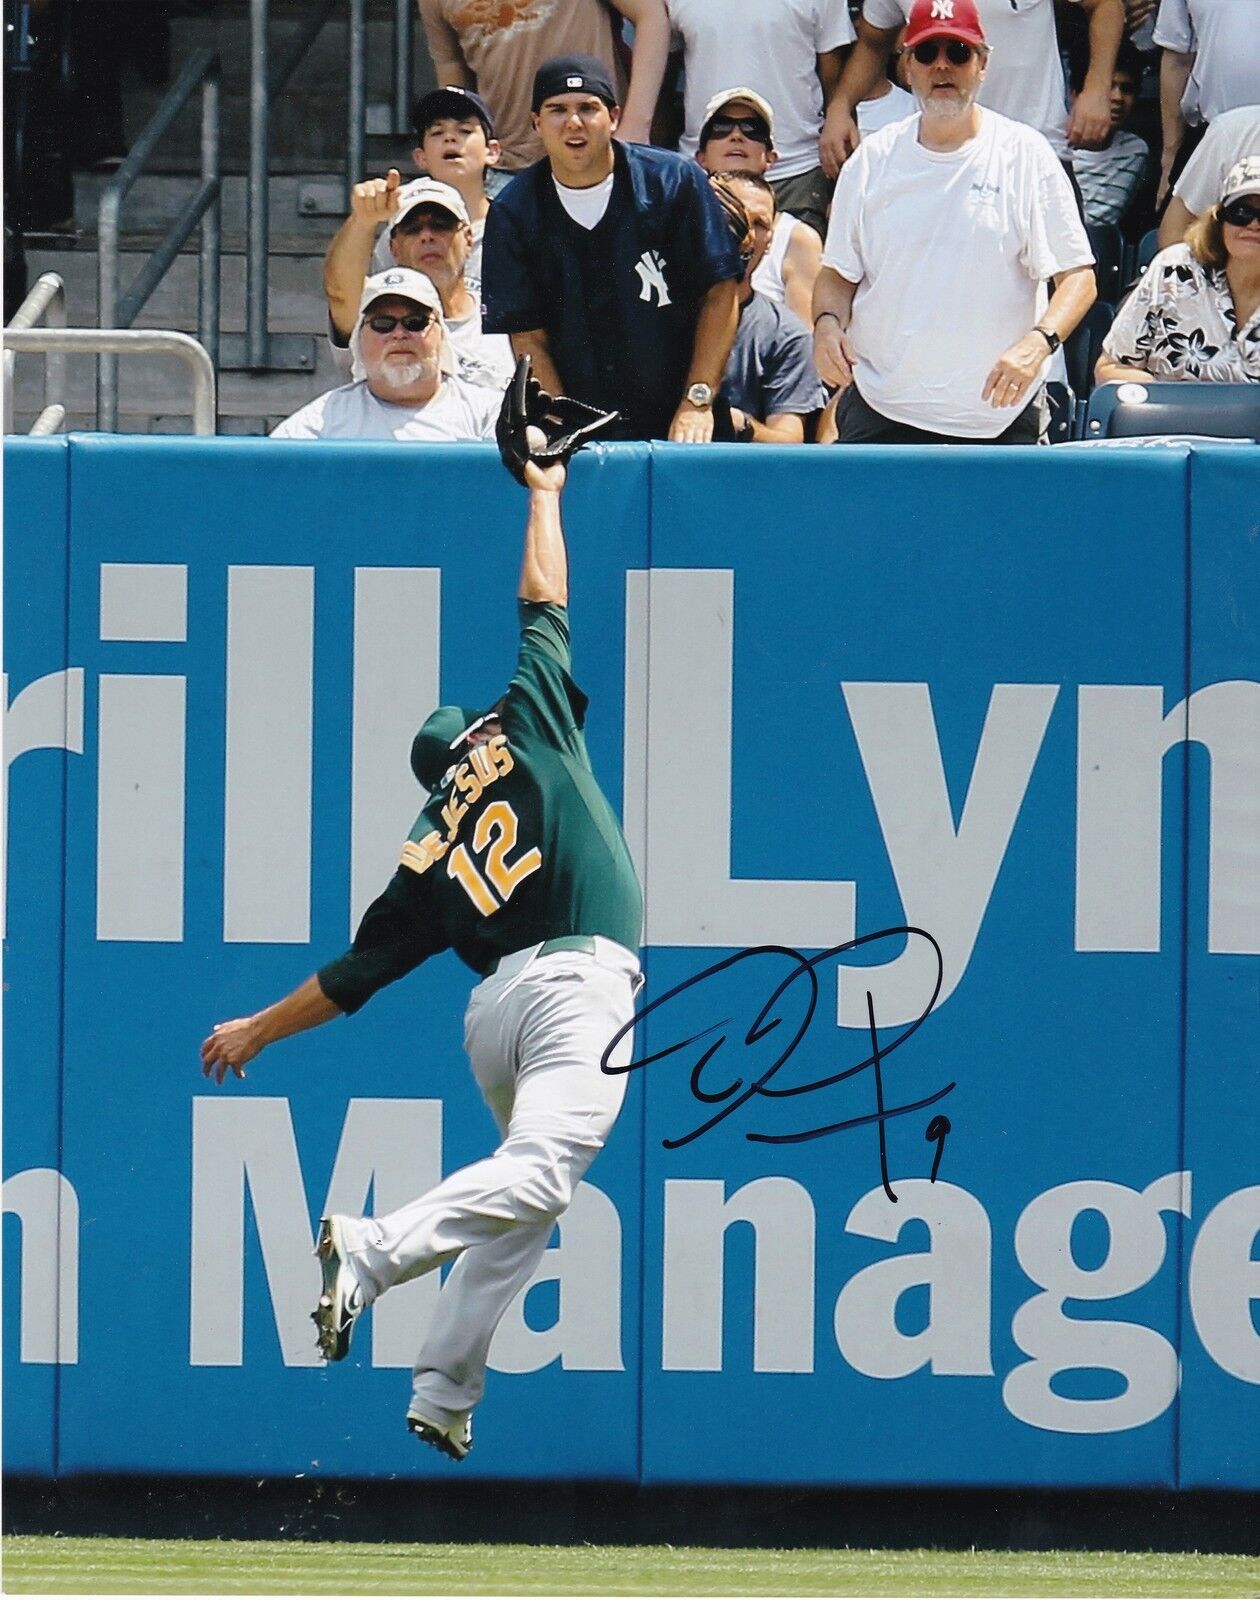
[4,271,67,435]
[96,48,222,431]
[4,327,217,434]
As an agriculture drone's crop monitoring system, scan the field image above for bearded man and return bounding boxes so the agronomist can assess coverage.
[272,268,499,442]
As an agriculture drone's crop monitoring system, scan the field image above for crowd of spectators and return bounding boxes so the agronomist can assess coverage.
[266,0,1260,443]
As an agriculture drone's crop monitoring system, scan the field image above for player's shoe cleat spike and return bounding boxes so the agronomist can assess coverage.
[312,1215,363,1362]
[406,1409,473,1462]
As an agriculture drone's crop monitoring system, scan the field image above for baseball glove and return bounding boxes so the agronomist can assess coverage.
[496,355,621,485]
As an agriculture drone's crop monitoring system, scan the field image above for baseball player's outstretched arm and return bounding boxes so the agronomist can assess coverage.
[200,975,342,1084]
[517,463,568,607]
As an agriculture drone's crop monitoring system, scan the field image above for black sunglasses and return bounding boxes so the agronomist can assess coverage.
[708,114,772,144]
[911,39,977,64]
[1221,199,1260,227]
[365,311,435,334]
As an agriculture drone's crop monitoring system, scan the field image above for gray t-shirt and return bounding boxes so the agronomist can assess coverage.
[720,292,827,421]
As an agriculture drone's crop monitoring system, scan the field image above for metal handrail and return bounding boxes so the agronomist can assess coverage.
[246,0,366,369]
[4,271,67,434]
[393,0,414,137]
[4,329,217,436]
[97,46,220,431]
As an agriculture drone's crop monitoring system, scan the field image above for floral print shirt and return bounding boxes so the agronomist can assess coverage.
[1102,243,1260,382]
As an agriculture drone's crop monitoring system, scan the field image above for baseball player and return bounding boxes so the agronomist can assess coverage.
[200,364,642,1462]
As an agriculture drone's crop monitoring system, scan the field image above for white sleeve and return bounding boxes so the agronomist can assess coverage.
[1174,111,1260,211]
[817,0,857,51]
[270,400,321,439]
[1152,0,1194,54]
[861,0,908,33]
[371,228,393,273]
[1022,140,1095,281]
[820,150,868,281]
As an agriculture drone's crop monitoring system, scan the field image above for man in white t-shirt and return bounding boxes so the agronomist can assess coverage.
[1153,0,1260,205]
[812,0,1096,443]
[667,0,857,238]
[1159,102,1260,243]
[273,269,500,442]
[695,87,823,328]
[326,177,514,392]
[821,0,1125,176]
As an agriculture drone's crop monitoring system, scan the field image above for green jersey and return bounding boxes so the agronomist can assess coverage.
[319,602,642,1013]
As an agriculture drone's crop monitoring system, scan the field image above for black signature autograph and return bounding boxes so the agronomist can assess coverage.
[601,927,953,1204]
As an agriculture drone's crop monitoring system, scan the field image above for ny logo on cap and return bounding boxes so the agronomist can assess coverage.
[566,75,583,88]
[930,0,956,16]
[383,271,404,284]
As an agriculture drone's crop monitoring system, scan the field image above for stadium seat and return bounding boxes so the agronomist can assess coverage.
[1135,229,1159,274]
[1045,381,1074,443]
[1084,381,1260,440]
[1086,223,1125,303]
[1063,302,1115,437]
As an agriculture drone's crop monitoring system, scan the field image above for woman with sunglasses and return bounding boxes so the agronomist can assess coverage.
[1096,157,1260,384]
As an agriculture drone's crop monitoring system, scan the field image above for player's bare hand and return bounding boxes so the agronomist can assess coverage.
[669,399,716,444]
[349,167,402,228]
[1066,86,1111,150]
[981,332,1049,409]
[1122,0,1156,27]
[813,316,856,389]
[523,459,567,493]
[200,1017,263,1084]
[819,104,860,180]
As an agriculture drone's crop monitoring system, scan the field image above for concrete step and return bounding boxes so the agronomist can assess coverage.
[119,3,436,168]
[8,411,273,436]
[25,245,331,335]
[72,172,351,241]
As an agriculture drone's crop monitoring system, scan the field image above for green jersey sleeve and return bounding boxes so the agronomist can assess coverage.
[317,867,450,1014]
[504,601,590,759]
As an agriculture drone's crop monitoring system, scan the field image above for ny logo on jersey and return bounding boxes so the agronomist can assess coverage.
[635,250,672,307]
[931,0,955,16]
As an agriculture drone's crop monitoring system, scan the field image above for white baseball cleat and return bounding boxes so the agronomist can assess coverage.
[406,1409,473,1462]
[312,1215,363,1362]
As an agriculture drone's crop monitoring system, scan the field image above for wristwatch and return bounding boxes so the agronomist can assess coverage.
[685,382,714,409]
[1033,325,1061,354]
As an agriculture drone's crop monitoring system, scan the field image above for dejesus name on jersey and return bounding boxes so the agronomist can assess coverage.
[318,602,642,1015]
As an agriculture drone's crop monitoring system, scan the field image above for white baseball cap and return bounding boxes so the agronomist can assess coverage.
[1220,156,1260,208]
[389,176,471,234]
[699,87,776,145]
[356,268,456,375]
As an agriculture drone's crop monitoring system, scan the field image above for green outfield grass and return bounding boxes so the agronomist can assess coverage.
[2,1538,1258,1597]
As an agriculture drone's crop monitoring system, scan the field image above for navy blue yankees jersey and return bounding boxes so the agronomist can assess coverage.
[482,143,744,440]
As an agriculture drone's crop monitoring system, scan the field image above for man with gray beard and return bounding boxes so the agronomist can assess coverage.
[273,269,500,441]
[811,0,1096,444]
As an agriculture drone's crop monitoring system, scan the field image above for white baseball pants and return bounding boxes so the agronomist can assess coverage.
[334,937,640,1426]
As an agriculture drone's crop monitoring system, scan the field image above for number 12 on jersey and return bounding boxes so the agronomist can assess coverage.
[446,800,542,915]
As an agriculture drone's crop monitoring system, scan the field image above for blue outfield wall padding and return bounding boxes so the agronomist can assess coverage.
[1178,447,1260,1490]
[638,446,1189,1486]
[3,437,72,1476]
[2,436,1257,1488]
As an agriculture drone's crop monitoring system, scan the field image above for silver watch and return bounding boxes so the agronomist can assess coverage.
[685,382,714,409]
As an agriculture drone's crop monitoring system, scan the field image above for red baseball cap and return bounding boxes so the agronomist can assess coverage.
[903,0,987,49]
